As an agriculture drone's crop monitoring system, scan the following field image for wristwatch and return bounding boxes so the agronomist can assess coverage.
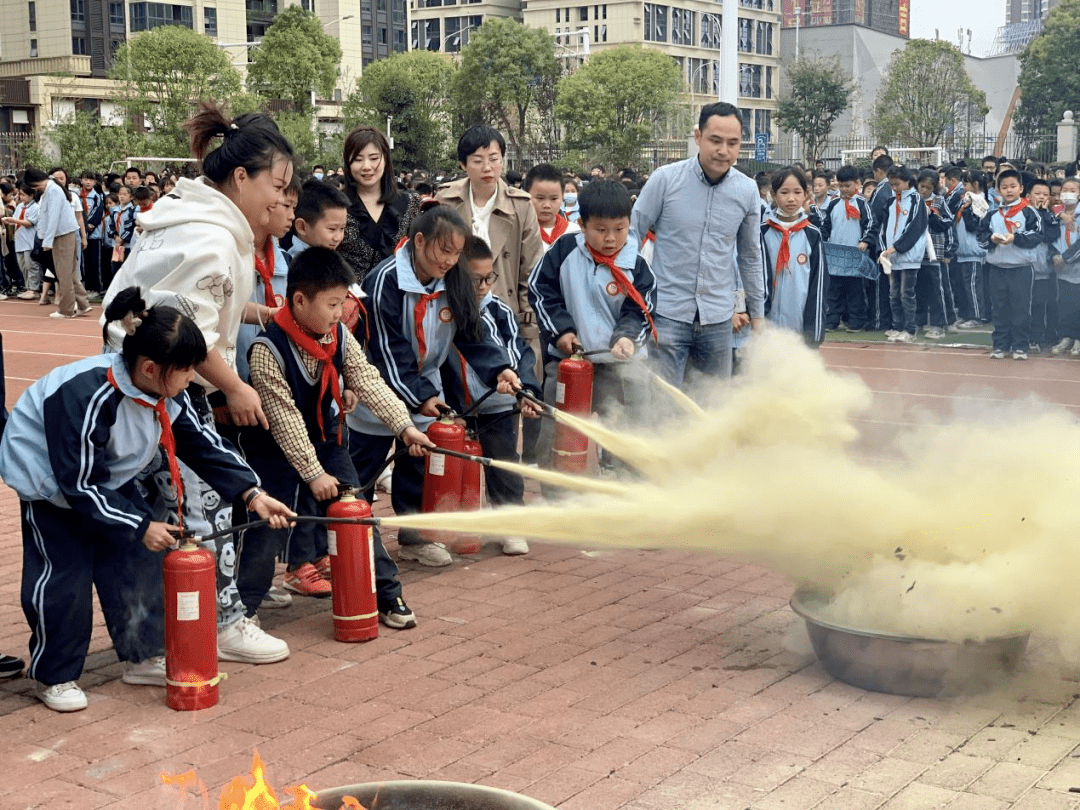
[244,487,267,511]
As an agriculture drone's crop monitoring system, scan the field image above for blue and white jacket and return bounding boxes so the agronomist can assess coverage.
[0,353,258,545]
[953,194,988,263]
[760,212,828,344]
[976,200,1043,267]
[236,237,289,383]
[923,193,955,264]
[1033,208,1057,279]
[529,230,656,363]
[820,194,871,248]
[878,187,929,271]
[347,245,512,436]
[103,202,136,250]
[1048,209,1080,284]
[12,201,39,253]
[81,188,105,241]
[444,293,541,416]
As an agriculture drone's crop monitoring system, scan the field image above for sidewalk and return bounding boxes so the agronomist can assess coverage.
[2,305,1080,809]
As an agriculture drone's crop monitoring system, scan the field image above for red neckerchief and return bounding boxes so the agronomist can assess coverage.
[272,305,343,444]
[114,208,123,241]
[955,201,968,224]
[139,202,153,213]
[413,290,442,370]
[540,215,570,245]
[254,240,280,307]
[79,187,89,216]
[641,231,656,247]
[767,218,811,286]
[842,195,860,220]
[585,243,657,341]
[1001,198,1029,234]
[458,353,472,408]
[107,366,184,528]
[893,196,905,236]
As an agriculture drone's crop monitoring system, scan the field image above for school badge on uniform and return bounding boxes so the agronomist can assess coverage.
[605,282,620,296]
[438,307,453,322]
[796,253,808,265]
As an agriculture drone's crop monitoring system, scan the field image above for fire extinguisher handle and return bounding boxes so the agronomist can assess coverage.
[515,389,556,416]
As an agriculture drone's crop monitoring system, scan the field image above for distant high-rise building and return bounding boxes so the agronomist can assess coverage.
[779,0,909,38]
[1006,0,1059,24]
[991,0,1058,55]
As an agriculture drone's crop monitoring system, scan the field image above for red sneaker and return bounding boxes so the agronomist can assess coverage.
[283,563,332,597]
[314,555,332,581]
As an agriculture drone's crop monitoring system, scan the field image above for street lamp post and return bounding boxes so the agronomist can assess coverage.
[442,22,480,52]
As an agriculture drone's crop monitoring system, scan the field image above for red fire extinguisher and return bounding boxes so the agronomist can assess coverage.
[328,492,378,643]
[164,542,225,711]
[421,416,465,543]
[552,354,593,473]
[451,433,484,554]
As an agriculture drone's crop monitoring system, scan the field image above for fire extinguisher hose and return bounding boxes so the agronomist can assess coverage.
[190,514,383,544]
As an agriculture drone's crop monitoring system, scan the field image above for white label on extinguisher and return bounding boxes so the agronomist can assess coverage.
[556,381,566,405]
[429,453,445,476]
[176,591,200,622]
[369,532,376,594]
[327,529,338,556]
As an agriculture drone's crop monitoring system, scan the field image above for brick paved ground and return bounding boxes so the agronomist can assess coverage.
[3,302,1080,809]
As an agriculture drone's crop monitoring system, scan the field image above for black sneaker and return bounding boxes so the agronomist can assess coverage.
[379,598,417,630]
[0,654,25,679]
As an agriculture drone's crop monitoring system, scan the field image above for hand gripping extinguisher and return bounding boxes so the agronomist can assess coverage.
[164,542,226,711]
[451,431,484,554]
[421,415,465,543]
[552,353,593,473]
[328,490,379,642]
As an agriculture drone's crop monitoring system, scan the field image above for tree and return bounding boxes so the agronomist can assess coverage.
[247,6,342,114]
[554,45,681,169]
[44,110,148,175]
[108,26,245,157]
[454,18,560,159]
[345,50,456,170]
[775,55,853,165]
[1015,0,1080,142]
[871,39,987,148]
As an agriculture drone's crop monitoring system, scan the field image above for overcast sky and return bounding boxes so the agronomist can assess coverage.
[909,0,1006,57]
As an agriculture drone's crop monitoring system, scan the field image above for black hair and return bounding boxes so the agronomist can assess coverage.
[756,173,772,190]
[916,169,939,191]
[22,167,48,185]
[871,145,889,155]
[312,164,324,172]
[104,287,207,375]
[578,179,632,223]
[523,163,563,191]
[342,126,400,206]
[124,166,143,177]
[506,170,522,187]
[1050,178,1064,190]
[836,165,859,184]
[771,166,809,194]
[456,125,506,164]
[47,167,69,185]
[886,165,916,187]
[460,234,494,267]
[872,155,894,173]
[286,246,354,303]
[183,102,295,187]
[982,155,1000,167]
[811,170,830,182]
[996,168,1023,187]
[79,169,96,181]
[698,102,742,131]
[132,186,153,203]
[944,166,964,181]
[295,180,349,224]
[1030,176,1051,191]
[413,181,434,196]
[407,204,470,244]
[443,260,484,344]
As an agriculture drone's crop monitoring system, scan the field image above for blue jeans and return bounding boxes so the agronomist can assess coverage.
[652,313,733,386]
[889,269,919,335]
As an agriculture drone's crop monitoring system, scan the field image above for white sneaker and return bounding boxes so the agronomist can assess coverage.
[945,323,959,334]
[34,681,87,712]
[1051,337,1073,355]
[260,584,292,609]
[398,543,452,567]
[122,656,166,686]
[890,331,915,343]
[957,320,982,329]
[1012,350,1028,361]
[923,326,946,339]
[1070,342,1080,356]
[990,349,1006,359]
[884,329,901,338]
[501,537,529,555]
[217,616,290,663]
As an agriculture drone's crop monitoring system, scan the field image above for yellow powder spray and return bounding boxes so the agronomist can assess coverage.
[387,331,1080,656]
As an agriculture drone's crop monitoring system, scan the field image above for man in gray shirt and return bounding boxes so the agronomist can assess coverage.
[632,102,765,386]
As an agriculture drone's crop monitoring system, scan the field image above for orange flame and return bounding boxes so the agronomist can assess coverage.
[162,751,367,810]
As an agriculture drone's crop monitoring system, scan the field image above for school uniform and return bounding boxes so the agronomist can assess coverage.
[235,238,288,384]
[79,187,105,293]
[1048,211,1080,341]
[952,192,989,322]
[820,194,870,330]
[879,188,930,336]
[862,181,895,329]
[103,202,136,289]
[976,199,1043,354]
[0,353,257,686]
[916,193,955,328]
[1030,208,1059,347]
[347,245,512,551]
[12,201,42,292]
[760,212,828,344]
[444,294,541,507]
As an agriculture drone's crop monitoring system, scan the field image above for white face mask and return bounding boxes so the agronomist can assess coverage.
[563,192,578,206]
[1061,192,1078,206]
[313,172,324,181]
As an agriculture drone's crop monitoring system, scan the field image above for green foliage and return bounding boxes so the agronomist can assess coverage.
[454,18,560,157]
[554,45,682,170]
[247,6,342,113]
[775,55,853,165]
[346,49,456,170]
[43,110,148,175]
[871,39,988,148]
[273,110,318,167]
[1015,0,1080,140]
[108,26,245,157]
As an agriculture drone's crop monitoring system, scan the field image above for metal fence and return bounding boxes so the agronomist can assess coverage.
[0,131,37,173]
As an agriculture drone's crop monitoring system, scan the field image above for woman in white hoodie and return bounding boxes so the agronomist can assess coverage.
[101,103,297,665]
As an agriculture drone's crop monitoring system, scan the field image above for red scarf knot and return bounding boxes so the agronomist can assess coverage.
[540,215,570,246]
[1002,199,1029,234]
[843,196,860,220]
[585,243,657,342]
[254,240,281,308]
[767,218,811,287]
[272,306,344,444]
[107,367,184,528]
[412,290,442,371]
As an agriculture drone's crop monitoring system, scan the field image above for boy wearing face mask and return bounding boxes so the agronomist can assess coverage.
[1050,178,1080,355]
[1028,178,1059,353]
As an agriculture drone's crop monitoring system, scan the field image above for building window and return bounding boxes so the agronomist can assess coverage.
[739,107,752,140]
[393,28,405,50]
[379,26,387,43]
[362,23,372,43]
[28,1,36,30]
[765,65,773,98]
[755,21,772,55]
[700,12,720,49]
[130,2,194,31]
[738,17,752,52]
[70,0,84,21]
[425,18,439,49]
[410,19,418,48]
[739,63,762,98]
[602,3,606,17]
[643,3,666,42]
[555,7,559,21]
[755,109,771,138]
[578,5,586,20]
[109,1,124,24]
[392,0,405,24]
[204,6,217,34]
[30,38,38,57]
[671,7,693,45]
[424,0,441,6]
[72,35,87,54]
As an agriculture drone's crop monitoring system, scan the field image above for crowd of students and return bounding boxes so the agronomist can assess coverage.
[1,104,1076,713]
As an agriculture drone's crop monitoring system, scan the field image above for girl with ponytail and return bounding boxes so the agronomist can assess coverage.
[0,288,293,713]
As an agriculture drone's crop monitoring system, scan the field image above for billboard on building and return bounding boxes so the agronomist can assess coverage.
[898,0,909,36]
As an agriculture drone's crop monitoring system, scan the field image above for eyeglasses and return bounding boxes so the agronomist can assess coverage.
[466,155,504,168]
[472,272,499,288]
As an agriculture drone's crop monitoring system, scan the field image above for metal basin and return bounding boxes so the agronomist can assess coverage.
[313,781,557,810]
[790,590,1029,698]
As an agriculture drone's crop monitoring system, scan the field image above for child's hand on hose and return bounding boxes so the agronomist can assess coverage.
[495,368,521,394]
[401,425,435,457]
[247,491,296,529]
